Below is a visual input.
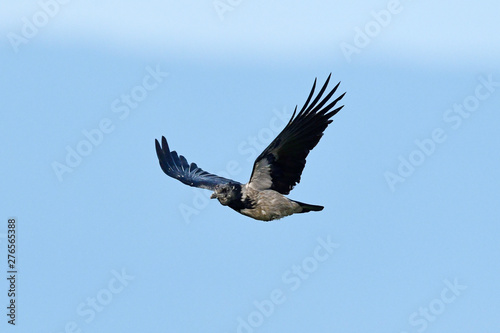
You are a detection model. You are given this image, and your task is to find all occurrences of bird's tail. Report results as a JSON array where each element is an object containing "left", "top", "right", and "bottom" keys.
[{"left": 292, "top": 200, "right": 324, "bottom": 213}]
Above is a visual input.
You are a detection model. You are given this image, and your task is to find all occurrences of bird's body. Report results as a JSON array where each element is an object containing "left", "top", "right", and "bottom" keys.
[
  {"left": 155, "top": 74, "right": 345, "bottom": 221},
  {"left": 239, "top": 190, "right": 302, "bottom": 222},
  {"left": 213, "top": 183, "right": 322, "bottom": 221}
]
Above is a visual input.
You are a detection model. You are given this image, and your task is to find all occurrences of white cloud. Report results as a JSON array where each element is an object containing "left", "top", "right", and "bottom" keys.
[{"left": 2, "top": 0, "right": 499, "bottom": 66}]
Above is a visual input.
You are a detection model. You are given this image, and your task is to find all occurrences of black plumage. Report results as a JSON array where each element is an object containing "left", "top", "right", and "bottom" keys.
[
  {"left": 155, "top": 74, "right": 345, "bottom": 221},
  {"left": 155, "top": 137, "right": 238, "bottom": 190}
]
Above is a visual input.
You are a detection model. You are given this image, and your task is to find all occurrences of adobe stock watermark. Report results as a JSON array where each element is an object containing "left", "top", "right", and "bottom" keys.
[
  {"left": 51, "top": 64, "right": 168, "bottom": 182},
  {"left": 400, "top": 278, "right": 467, "bottom": 333},
  {"left": 235, "top": 236, "right": 340, "bottom": 333},
  {"left": 178, "top": 106, "right": 293, "bottom": 224},
  {"left": 55, "top": 268, "right": 134, "bottom": 333},
  {"left": 55, "top": 268, "right": 135, "bottom": 333},
  {"left": 6, "top": 0, "right": 72, "bottom": 53},
  {"left": 385, "top": 74, "right": 499, "bottom": 192},
  {"left": 213, "top": 0, "right": 244, "bottom": 21},
  {"left": 340, "top": 0, "right": 405, "bottom": 63}
]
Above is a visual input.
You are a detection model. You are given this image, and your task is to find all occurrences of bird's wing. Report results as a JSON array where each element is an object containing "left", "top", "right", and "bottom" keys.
[
  {"left": 155, "top": 136, "right": 239, "bottom": 190},
  {"left": 248, "top": 74, "right": 345, "bottom": 194}
]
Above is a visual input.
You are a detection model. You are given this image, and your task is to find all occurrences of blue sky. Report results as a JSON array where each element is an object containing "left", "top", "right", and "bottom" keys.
[{"left": 1, "top": 1, "right": 499, "bottom": 332}]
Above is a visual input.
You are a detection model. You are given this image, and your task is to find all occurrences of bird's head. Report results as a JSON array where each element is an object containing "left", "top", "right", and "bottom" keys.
[{"left": 210, "top": 183, "right": 239, "bottom": 205}]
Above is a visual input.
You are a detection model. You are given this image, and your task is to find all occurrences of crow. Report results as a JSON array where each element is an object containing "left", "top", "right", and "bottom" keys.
[{"left": 155, "top": 74, "right": 345, "bottom": 221}]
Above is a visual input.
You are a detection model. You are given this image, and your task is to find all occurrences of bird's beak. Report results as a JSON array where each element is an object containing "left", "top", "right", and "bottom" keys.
[{"left": 210, "top": 193, "right": 217, "bottom": 199}]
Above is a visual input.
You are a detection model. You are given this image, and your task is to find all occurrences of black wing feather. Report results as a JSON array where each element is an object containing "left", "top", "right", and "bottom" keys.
[
  {"left": 248, "top": 74, "right": 345, "bottom": 194},
  {"left": 155, "top": 136, "right": 238, "bottom": 190}
]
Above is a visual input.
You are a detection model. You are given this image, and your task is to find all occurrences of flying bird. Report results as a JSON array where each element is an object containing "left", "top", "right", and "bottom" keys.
[{"left": 155, "top": 74, "right": 345, "bottom": 221}]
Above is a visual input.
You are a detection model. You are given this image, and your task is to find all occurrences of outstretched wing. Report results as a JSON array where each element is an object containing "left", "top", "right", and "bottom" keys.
[
  {"left": 155, "top": 136, "right": 239, "bottom": 190},
  {"left": 248, "top": 74, "right": 345, "bottom": 194}
]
